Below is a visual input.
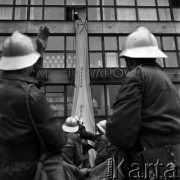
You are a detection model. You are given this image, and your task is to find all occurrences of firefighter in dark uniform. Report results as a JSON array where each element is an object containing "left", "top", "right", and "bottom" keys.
[
  {"left": 0, "top": 31, "right": 67, "bottom": 180},
  {"left": 106, "top": 27, "right": 180, "bottom": 179}
]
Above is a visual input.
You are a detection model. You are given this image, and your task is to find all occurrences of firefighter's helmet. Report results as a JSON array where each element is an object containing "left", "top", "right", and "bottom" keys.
[
  {"left": 62, "top": 116, "right": 79, "bottom": 133},
  {"left": 119, "top": 27, "right": 167, "bottom": 59},
  {"left": 97, "top": 120, "right": 107, "bottom": 134},
  {"left": 0, "top": 31, "right": 40, "bottom": 70}
]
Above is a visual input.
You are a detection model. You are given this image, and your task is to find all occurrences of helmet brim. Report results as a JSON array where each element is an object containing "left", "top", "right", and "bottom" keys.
[
  {"left": 0, "top": 52, "right": 40, "bottom": 70},
  {"left": 97, "top": 124, "right": 106, "bottom": 134},
  {"left": 119, "top": 46, "right": 168, "bottom": 59},
  {"left": 62, "top": 124, "right": 79, "bottom": 133}
]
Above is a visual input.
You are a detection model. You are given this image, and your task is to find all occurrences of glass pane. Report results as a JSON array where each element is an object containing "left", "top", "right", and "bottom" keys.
[
  {"left": 102, "top": 0, "right": 114, "bottom": 5},
  {"left": 173, "top": 9, "right": 180, "bottom": 21},
  {"left": 66, "top": 0, "right": 86, "bottom": 5},
  {"left": 0, "top": 7, "right": 12, "bottom": 19},
  {"left": 46, "top": 90, "right": 64, "bottom": 116},
  {"left": 45, "top": 0, "right": 64, "bottom": 5},
  {"left": 165, "top": 52, "right": 179, "bottom": 67},
  {"left": 159, "top": 8, "right": 171, "bottom": 21},
  {"left": 157, "top": 0, "right": 169, "bottom": 6},
  {"left": 117, "top": 8, "right": 136, "bottom": 20},
  {"left": 89, "top": 36, "right": 102, "bottom": 51},
  {"left": 66, "top": 53, "right": 76, "bottom": 68},
  {"left": 16, "top": 0, "right": 28, "bottom": 5},
  {"left": 30, "top": 7, "right": 42, "bottom": 20},
  {"left": 155, "top": 36, "right": 162, "bottom": 49},
  {"left": 66, "top": 36, "right": 76, "bottom": 50},
  {"left": 67, "top": 86, "right": 74, "bottom": 116},
  {"left": 15, "top": 7, "right": 27, "bottom": 20},
  {"left": 47, "top": 36, "right": 64, "bottom": 50},
  {"left": 88, "top": 0, "right": 100, "bottom": 5},
  {"left": 138, "top": 8, "right": 157, "bottom": 21},
  {"left": 0, "top": 36, "right": 8, "bottom": 51},
  {"left": 119, "top": 36, "right": 126, "bottom": 50},
  {"left": 91, "top": 85, "right": 105, "bottom": 116},
  {"left": 105, "top": 53, "right": 118, "bottom": 67},
  {"left": 44, "top": 7, "right": 64, "bottom": 20},
  {"left": 30, "top": 0, "right": 43, "bottom": 5},
  {"left": 106, "top": 85, "right": 121, "bottom": 115},
  {"left": 120, "top": 57, "right": 126, "bottom": 67},
  {"left": 162, "top": 37, "right": 176, "bottom": 50},
  {"left": 103, "top": 8, "right": 115, "bottom": 21},
  {"left": 0, "top": 0, "right": 13, "bottom": 4},
  {"left": 104, "top": 37, "right": 117, "bottom": 50},
  {"left": 177, "top": 37, "right": 180, "bottom": 50},
  {"left": 116, "top": 0, "right": 135, "bottom": 6},
  {"left": 88, "top": 8, "right": 101, "bottom": 21},
  {"left": 44, "top": 53, "right": 65, "bottom": 68},
  {"left": 90, "top": 53, "right": 103, "bottom": 68},
  {"left": 137, "top": 0, "right": 156, "bottom": 6}
]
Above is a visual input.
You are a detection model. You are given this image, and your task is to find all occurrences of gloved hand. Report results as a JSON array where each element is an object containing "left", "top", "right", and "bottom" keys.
[{"left": 36, "top": 26, "right": 50, "bottom": 53}]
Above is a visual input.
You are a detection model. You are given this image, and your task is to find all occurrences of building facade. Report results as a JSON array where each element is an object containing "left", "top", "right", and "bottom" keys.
[{"left": 0, "top": 0, "right": 180, "bottom": 125}]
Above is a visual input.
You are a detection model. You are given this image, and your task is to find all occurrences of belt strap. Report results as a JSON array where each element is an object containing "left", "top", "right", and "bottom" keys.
[{"left": 0, "top": 143, "right": 39, "bottom": 162}]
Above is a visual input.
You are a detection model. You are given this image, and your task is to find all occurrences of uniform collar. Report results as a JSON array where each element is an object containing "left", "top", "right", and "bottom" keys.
[{"left": 0, "top": 71, "right": 38, "bottom": 84}]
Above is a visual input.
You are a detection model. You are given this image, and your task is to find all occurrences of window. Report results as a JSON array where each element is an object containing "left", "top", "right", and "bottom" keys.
[
  {"left": 106, "top": 85, "right": 121, "bottom": 115},
  {"left": 66, "top": 0, "right": 86, "bottom": 5},
  {"left": 46, "top": 86, "right": 65, "bottom": 116},
  {"left": 44, "top": 7, "right": 64, "bottom": 20},
  {"left": 138, "top": 8, "right": 157, "bottom": 21},
  {"left": 0, "top": 7, "right": 12, "bottom": 19},
  {"left": 102, "top": 0, "right": 114, "bottom": 6},
  {"left": 88, "top": 0, "right": 100, "bottom": 5},
  {"left": 162, "top": 36, "right": 179, "bottom": 67},
  {"left": 66, "top": 53, "right": 76, "bottom": 68},
  {"left": 30, "top": 7, "right": 42, "bottom": 20},
  {"left": 117, "top": 8, "right": 136, "bottom": 20},
  {"left": 116, "top": 0, "right": 135, "bottom": 6},
  {"left": 105, "top": 53, "right": 118, "bottom": 68},
  {"left": 45, "top": 0, "right": 64, "bottom": 5},
  {"left": 104, "top": 37, "right": 117, "bottom": 50},
  {"left": 103, "top": 7, "right": 115, "bottom": 21},
  {"left": 67, "top": 86, "right": 74, "bottom": 116},
  {"left": 157, "top": 0, "right": 169, "bottom": 6},
  {"left": 137, "top": 0, "right": 156, "bottom": 6},
  {"left": 0, "top": 0, "right": 13, "bottom": 4},
  {"left": 44, "top": 53, "right": 65, "bottom": 68},
  {"left": 91, "top": 85, "right": 105, "bottom": 116},
  {"left": 158, "top": 8, "right": 171, "bottom": 21},
  {"left": 88, "top": 7, "right": 101, "bottom": 21},
  {"left": 47, "top": 36, "right": 65, "bottom": 51},
  {"left": 89, "top": 53, "right": 103, "bottom": 68},
  {"left": 15, "top": 7, "right": 28, "bottom": 20},
  {"left": 171, "top": 0, "right": 180, "bottom": 21},
  {"left": 89, "top": 37, "right": 102, "bottom": 51}
]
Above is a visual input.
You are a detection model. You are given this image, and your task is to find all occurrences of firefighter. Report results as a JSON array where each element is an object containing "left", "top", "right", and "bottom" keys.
[
  {"left": 62, "top": 116, "right": 84, "bottom": 167},
  {"left": 0, "top": 31, "right": 67, "bottom": 180},
  {"left": 106, "top": 27, "right": 180, "bottom": 179}
]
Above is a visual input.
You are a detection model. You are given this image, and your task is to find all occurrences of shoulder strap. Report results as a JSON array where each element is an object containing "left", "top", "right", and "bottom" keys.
[{"left": 26, "top": 84, "right": 47, "bottom": 152}]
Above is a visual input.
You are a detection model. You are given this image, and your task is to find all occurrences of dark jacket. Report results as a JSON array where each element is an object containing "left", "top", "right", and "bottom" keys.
[
  {"left": 94, "top": 134, "right": 110, "bottom": 166},
  {"left": 0, "top": 72, "right": 67, "bottom": 180},
  {"left": 106, "top": 63, "right": 180, "bottom": 151},
  {"left": 62, "top": 132, "right": 83, "bottom": 167}
]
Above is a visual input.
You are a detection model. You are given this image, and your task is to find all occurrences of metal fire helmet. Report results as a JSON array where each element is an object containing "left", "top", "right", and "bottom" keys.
[
  {"left": 0, "top": 31, "right": 40, "bottom": 70},
  {"left": 62, "top": 116, "right": 79, "bottom": 133},
  {"left": 119, "top": 26, "right": 168, "bottom": 59},
  {"left": 97, "top": 120, "right": 107, "bottom": 134}
]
